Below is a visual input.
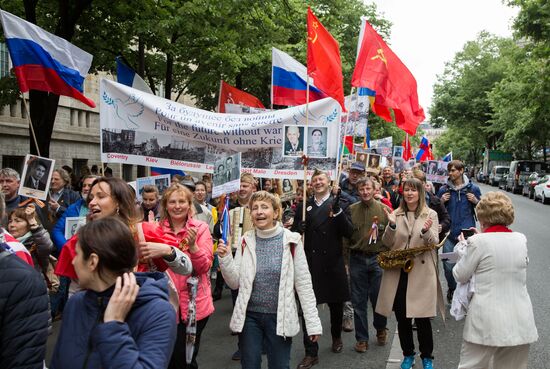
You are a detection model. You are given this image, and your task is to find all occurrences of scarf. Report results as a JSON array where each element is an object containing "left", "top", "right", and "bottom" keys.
[{"left": 483, "top": 225, "right": 512, "bottom": 233}]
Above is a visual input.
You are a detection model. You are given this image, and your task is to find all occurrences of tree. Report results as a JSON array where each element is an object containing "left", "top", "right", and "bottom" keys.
[
  {"left": 1, "top": 0, "right": 391, "bottom": 156},
  {"left": 430, "top": 32, "right": 515, "bottom": 164}
]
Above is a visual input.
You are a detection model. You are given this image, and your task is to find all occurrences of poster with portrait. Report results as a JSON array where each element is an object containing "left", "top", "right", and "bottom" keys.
[
  {"left": 406, "top": 159, "right": 416, "bottom": 170},
  {"left": 282, "top": 125, "right": 305, "bottom": 158},
  {"left": 280, "top": 179, "right": 298, "bottom": 202},
  {"left": 355, "top": 152, "right": 368, "bottom": 166},
  {"left": 18, "top": 154, "right": 55, "bottom": 201},
  {"left": 367, "top": 154, "right": 381, "bottom": 171},
  {"left": 426, "top": 161, "right": 449, "bottom": 184},
  {"left": 64, "top": 216, "right": 86, "bottom": 240},
  {"left": 393, "top": 146, "right": 404, "bottom": 158},
  {"left": 427, "top": 160, "right": 439, "bottom": 175},
  {"left": 136, "top": 174, "right": 171, "bottom": 201},
  {"left": 306, "top": 126, "right": 328, "bottom": 158},
  {"left": 212, "top": 152, "right": 241, "bottom": 198},
  {"left": 393, "top": 157, "right": 405, "bottom": 174}
]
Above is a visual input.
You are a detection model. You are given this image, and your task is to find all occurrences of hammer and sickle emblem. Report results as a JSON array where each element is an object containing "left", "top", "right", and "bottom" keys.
[
  {"left": 371, "top": 48, "right": 387, "bottom": 66},
  {"left": 308, "top": 21, "right": 318, "bottom": 43}
]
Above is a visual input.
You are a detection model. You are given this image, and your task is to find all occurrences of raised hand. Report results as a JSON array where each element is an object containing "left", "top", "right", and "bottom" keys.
[
  {"left": 383, "top": 206, "right": 396, "bottom": 227},
  {"left": 422, "top": 217, "right": 433, "bottom": 233},
  {"left": 187, "top": 227, "right": 198, "bottom": 253},
  {"left": 217, "top": 239, "right": 230, "bottom": 258},
  {"left": 104, "top": 273, "right": 139, "bottom": 323}
]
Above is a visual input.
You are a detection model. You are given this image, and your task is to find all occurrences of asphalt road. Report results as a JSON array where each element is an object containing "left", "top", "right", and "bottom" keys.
[{"left": 46, "top": 182, "right": 549, "bottom": 368}]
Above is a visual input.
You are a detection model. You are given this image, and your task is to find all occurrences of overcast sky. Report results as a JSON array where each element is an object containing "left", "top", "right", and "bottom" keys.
[{"left": 368, "top": 0, "right": 519, "bottom": 121}]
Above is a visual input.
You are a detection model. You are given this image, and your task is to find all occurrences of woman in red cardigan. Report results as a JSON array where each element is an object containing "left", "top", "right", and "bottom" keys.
[{"left": 55, "top": 177, "right": 191, "bottom": 289}]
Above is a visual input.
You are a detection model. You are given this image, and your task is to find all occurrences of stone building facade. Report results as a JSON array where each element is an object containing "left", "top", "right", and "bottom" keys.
[{"left": 0, "top": 48, "right": 197, "bottom": 181}]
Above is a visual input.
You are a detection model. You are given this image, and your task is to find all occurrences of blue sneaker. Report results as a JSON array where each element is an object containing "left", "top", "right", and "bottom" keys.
[
  {"left": 422, "top": 358, "right": 433, "bottom": 369},
  {"left": 401, "top": 355, "right": 415, "bottom": 369}
]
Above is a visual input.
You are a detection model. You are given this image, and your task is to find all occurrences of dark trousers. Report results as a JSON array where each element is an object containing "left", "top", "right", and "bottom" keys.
[
  {"left": 393, "top": 270, "right": 433, "bottom": 360},
  {"left": 350, "top": 253, "right": 387, "bottom": 341},
  {"left": 302, "top": 302, "right": 343, "bottom": 357},
  {"left": 168, "top": 316, "right": 209, "bottom": 369},
  {"left": 240, "top": 311, "right": 292, "bottom": 369}
]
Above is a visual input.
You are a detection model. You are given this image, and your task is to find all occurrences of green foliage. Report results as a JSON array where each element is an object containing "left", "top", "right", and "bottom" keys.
[{"left": 0, "top": 73, "right": 19, "bottom": 106}]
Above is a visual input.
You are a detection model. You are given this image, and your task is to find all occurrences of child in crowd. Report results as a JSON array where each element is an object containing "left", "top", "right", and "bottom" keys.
[
  {"left": 8, "top": 204, "right": 55, "bottom": 277},
  {"left": 140, "top": 185, "right": 160, "bottom": 222}
]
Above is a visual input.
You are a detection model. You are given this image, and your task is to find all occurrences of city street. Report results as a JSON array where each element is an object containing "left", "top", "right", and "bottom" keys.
[{"left": 46, "top": 183, "right": 549, "bottom": 369}]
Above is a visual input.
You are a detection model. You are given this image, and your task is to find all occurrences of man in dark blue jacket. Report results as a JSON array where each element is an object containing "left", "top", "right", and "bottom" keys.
[
  {"left": 0, "top": 192, "right": 50, "bottom": 369},
  {"left": 437, "top": 160, "right": 481, "bottom": 303},
  {"left": 51, "top": 175, "right": 98, "bottom": 251}
]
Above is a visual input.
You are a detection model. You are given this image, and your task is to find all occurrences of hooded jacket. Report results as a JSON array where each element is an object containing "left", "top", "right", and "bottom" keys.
[
  {"left": 50, "top": 272, "right": 177, "bottom": 369},
  {"left": 437, "top": 175, "right": 481, "bottom": 242},
  {"left": 0, "top": 244, "right": 49, "bottom": 369}
]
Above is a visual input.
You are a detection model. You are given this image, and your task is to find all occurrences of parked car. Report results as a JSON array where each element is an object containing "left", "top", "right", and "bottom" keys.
[
  {"left": 534, "top": 176, "right": 550, "bottom": 204},
  {"left": 522, "top": 172, "right": 545, "bottom": 199},
  {"left": 506, "top": 160, "right": 550, "bottom": 194},
  {"left": 476, "top": 171, "right": 487, "bottom": 183},
  {"left": 498, "top": 173, "right": 508, "bottom": 190},
  {"left": 489, "top": 166, "right": 509, "bottom": 187}
]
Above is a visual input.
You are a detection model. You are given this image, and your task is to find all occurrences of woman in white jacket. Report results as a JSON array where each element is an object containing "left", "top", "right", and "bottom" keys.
[
  {"left": 453, "top": 191, "right": 538, "bottom": 369},
  {"left": 218, "top": 191, "right": 322, "bottom": 369}
]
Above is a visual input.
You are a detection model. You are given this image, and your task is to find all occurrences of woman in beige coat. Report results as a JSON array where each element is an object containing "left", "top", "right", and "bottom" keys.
[
  {"left": 454, "top": 192, "right": 537, "bottom": 369},
  {"left": 377, "top": 178, "right": 439, "bottom": 369}
]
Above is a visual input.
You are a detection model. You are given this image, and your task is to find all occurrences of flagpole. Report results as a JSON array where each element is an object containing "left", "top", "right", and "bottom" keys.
[
  {"left": 335, "top": 86, "right": 355, "bottom": 188},
  {"left": 20, "top": 92, "right": 41, "bottom": 157},
  {"left": 217, "top": 80, "right": 223, "bottom": 113},
  {"left": 302, "top": 76, "right": 310, "bottom": 240}
]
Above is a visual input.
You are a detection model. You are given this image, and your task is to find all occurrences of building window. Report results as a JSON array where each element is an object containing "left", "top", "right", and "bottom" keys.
[
  {"left": 2, "top": 155, "right": 25, "bottom": 175},
  {"left": 137, "top": 165, "right": 148, "bottom": 178},
  {"left": 122, "top": 164, "right": 133, "bottom": 182},
  {"left": 0, "top": 43, "right": 10, "bottom": 78},
  {"left": 85, "top": 111, "right": 90, "bottom": 128},
  {"left": 72, "top": 159, "right": 89, "bottom": 178}
]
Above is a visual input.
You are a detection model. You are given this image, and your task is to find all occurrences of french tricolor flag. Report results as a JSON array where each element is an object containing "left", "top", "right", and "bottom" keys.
[
  {"left": 271, "top": 47, "right": 326, "bottom": 106},
  {"left": 0, "top": 10, "right": 95, "bottom": 107}
]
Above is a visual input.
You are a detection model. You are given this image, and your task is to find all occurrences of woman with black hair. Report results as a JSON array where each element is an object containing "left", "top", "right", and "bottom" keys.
[{"left": 50, "top": 217, "right": 177, "bottom": 368}]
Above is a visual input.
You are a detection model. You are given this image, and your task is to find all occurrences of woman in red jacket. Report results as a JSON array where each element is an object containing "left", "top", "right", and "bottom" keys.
[
  {"left": 56, "top": 177, "right": 192, "bottom": 290},
  {"left": 159, "top": 183, "right": 214, "bottom": 369}
]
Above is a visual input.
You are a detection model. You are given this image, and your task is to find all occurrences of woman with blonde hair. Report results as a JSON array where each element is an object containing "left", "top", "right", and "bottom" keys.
[
  {"left": 454, "top": 191, "right": 537, "bottom": 369},
  {"left": 55, "top": 177, "right": 192, "bottom": 292},
  {"left": 218, "top": 191, "right": 321, "bottom": 369},
  {"left": 159, "top": 183, "right": 214, "bottom": 369},
  {"left": 377, "top": 178, "right": 440, "bottom": 369}
]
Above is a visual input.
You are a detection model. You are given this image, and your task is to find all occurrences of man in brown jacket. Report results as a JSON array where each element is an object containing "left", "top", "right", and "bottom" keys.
[{"left": 345, "top": 177, "right": 391, "bottom": 352}]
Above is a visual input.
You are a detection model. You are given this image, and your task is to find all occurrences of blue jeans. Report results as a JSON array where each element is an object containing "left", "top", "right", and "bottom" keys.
[
  {"left": 240, "top": 311, "right": 292, "bottom": 369},
  {"left": 350, "top": 253, "right": 387, "bottom": 342},
  {"left": 442, "top": 239, "right": 457, "bottom": 291}
]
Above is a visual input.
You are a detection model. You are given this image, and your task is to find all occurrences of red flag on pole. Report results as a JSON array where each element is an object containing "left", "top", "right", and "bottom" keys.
[
  {"left": 217, "top": 80, "right": 265, "bottom": 113},
  {"left": 306, "top": 7, "right": 346, "bottom": 112},
  {"left": 351, "top": 20, "right": 425, "bottom": 135},
  {"left": 402, "top": 136, "right": 413, "bottom": 161}
]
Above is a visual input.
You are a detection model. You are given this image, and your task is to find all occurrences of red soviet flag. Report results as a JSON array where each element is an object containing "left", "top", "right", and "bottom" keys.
[
  {"left": 217, "top": 80, "right": 265, "bottom": 113},
  {"left": 352, "top": 20, "right": 425, "bottom": 135},
  {"left": 306, "top": 7, "right": 346, "bottom": 112}
]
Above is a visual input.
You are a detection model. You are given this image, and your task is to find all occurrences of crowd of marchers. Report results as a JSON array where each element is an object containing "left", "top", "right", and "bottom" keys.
[{"left": 0, "top": 158, "right": 538, "bottom": 369}]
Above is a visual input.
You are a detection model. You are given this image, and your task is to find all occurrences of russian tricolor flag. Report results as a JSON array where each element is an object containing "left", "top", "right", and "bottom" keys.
[
  {"left": 0, "top": 10, "right": 95, "bottom": 107},
  {"left": 271, "top": 47, "right": 326, "bottom": 106}
]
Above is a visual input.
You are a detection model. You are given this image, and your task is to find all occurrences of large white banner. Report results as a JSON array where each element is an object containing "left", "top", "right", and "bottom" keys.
[{"left": 100, "top": 80, "right": 341, "bottom": 179}]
